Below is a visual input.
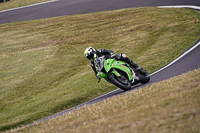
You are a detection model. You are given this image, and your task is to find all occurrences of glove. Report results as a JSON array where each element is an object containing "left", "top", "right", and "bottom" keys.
[
  {"left": 96, "top": 75, "right": 101, "bottom": 83},
  {"left": 97, "top": 76, "right": 101, "bottom": 83},
  {"left": 98, "top": 78, "right": 101, "bottom": 83}
]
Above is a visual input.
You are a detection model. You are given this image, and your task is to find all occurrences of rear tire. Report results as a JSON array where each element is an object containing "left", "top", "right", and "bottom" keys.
[
  {"left": 134, "top": 68, "right": 150, "bottom": 84},
  {"left": 138, "top": 74, "right": 150, "bottom": 84},
  {"left": 108, "top": 73, "right": 131, "bottom": 91}
]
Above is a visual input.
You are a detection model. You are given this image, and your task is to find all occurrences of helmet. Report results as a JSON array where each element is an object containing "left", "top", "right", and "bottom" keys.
[{"left": 84, "top": 47, "right": 97, "bottom": 60}]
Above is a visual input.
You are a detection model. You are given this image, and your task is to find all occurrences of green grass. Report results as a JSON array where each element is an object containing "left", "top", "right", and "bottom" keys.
[
  {"left": 0, "top": 0, "right": 51, "bottom": 11},
  {"left": 0, "top": 7, "right": 200, "bottom": 131},
  {"left": 10, "top": 68, "right": 200, "bottom": 133}
]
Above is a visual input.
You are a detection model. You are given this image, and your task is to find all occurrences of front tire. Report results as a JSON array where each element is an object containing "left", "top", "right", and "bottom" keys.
[{"left": 108, "top": 73, "right": 131, "bottom": 91}]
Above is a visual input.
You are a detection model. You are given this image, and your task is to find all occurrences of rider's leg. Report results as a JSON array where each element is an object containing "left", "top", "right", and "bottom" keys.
[
  {"left": 113, "top": 53, "right": 138, "bottom": 68},
  {"left": 114, "top": 53, "right": 147, "bottom": 75}
]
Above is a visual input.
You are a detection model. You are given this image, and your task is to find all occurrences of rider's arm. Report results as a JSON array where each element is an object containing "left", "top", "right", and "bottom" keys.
[
  {"left": 96, "top": 48, "right": 114, "bottom": 56},
  {"left": 90, "top": 60, "right": 98, "bottom": 77},
  {"left": 91, "top": 60, "right": 101, "bottom": 82}
]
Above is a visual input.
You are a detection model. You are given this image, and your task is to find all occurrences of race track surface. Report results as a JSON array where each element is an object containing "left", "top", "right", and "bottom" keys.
[{"left": 0, "top": 0, "right": 200, "bottom": 24}]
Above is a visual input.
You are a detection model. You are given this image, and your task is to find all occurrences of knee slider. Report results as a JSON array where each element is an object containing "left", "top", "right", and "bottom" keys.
[{"left": 121, "top": 53, "right": 127, "bottom": 58}]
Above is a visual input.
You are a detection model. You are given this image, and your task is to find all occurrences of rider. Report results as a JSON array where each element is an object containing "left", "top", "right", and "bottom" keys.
[{"left": 84, "top": 47, "right": 146, "bottom": 80}]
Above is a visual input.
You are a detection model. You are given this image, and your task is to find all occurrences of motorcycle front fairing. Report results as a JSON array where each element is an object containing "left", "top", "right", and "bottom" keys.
[{"left": 104, "top": 59, "right": 135, "bottom": 82}]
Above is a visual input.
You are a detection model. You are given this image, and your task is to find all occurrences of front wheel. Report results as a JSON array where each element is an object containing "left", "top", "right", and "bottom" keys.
[{"left": 108, "top": 73, "right": 131, "bottom": 91}]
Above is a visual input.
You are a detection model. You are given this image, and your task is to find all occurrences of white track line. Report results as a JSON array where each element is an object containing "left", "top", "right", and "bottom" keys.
[
  {"left": 150, "top": 40, "right": 200, "bottom": 76},
  {"left": 158, "top": 5, "right": 200, "bottom": 10},
  {"left": 0, "top": 0, "right": 59, "bottom": 13},
  {"left": 151, "top": 5, "right": 200, "bottom": 75}
]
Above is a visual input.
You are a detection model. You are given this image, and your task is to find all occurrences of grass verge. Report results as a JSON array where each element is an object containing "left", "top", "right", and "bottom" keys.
[
  {"left": 0, "top": 0, "right": 51, "bottom": 11},
  {"left": 10, "top": 68, "right": 200, "bottom": 133},
  {"left": 0, "top": 7, "right": 200, "bottom": 131}
]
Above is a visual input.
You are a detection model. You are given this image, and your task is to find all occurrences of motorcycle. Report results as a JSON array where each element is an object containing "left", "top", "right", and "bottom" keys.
[{"left": 95, "top": 55, "right": 150, "bottom": 90}]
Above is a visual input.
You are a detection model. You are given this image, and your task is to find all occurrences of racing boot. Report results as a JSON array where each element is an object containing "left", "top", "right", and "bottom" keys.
[
  {"left": 125, "top": 57, "right": 147, "bottom": 76},
  {"left": 135, "top": 66, "right": 147, "bottom": 76},
  {"left": 122, "top": 55, "right": 138, "bottom": 69}
]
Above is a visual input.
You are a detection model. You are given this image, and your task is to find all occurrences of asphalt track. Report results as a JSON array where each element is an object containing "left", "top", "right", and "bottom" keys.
[
  {"left": 0, "top": 0, "right": 200, "bottom": 24},
  {"left": 1, "top": 0, "right": 200, "bottom": 128}
]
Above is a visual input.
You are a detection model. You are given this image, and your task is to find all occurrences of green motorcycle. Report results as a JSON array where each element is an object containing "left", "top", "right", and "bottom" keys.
[{"left": 95, "top": 56, "right": 150, "bottom": 90}]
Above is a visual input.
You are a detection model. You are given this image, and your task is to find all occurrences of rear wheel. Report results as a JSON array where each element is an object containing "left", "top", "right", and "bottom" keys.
[
  {"left": 108, "top": 73, "right": 131, "bottom": 91},
  {"left": 134, "top": 68, "right": 150, "bottom": 84},
  {"left": 138, "top": 74, "right": 150, "bottom": 84}
]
